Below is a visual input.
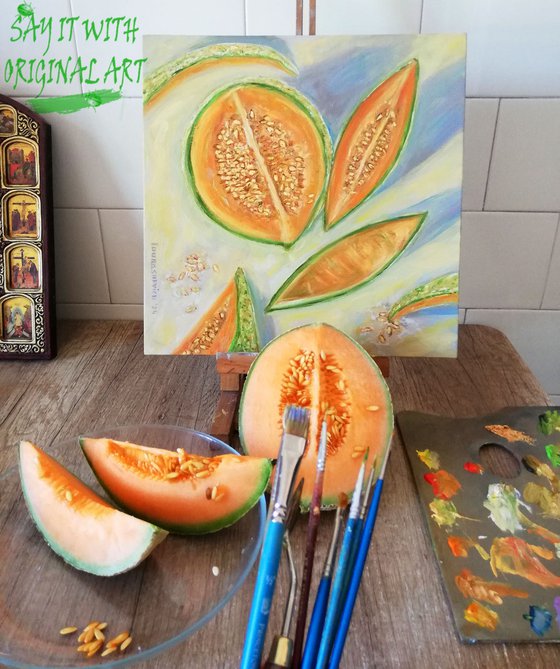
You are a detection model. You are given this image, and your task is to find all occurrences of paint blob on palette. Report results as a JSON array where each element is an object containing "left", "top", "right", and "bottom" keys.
[{"left": 398, "top": 406, "right": 560, "bottom": 643}]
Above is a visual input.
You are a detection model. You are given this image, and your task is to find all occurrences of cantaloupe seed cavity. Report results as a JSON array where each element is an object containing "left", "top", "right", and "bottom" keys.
[
  {"left": 107, "top": 441, "right": 219, "bottom": 484},
  {"left": 214, "top": 102, "right": 308, "bottom": 222},
  {"left": 344, "top": 109, "right": 398, "bottom": 193},
  {"left": 183, "top": 298, "right": 231, "bottom": 355},
  {"left": 278, "top": 348, "right": 352, "bottom": 457}
]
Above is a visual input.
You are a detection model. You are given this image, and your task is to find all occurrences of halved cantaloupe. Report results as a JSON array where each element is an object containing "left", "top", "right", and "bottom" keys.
[
  {"left": 19, "top": 441, "right": 167, "bottom": 576},
  {"left": 81, "top": 439, "right": 271, "bottom": 535},
  {"left": 186, "top": 79, "right": 331, "bottom": 247},
  {"left": 239, "top": 324, "right": 393, "bottom": 509}
]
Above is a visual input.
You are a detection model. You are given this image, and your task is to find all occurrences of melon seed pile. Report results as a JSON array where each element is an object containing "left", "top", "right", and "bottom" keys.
[
  {"left": 279, "top": 348, "right": 379, "bottom": 458},
  {"left": 214, "top": 103, "right": 308, "bottom": 218},
  {"left": 59, "top": 620, "right": 132, "bottom": 658}
]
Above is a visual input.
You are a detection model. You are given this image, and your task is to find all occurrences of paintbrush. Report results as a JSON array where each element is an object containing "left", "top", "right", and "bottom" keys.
[
  {"left": 327, "top": 446, "right": 392, "bottom": 669},
  {"left": 291, "top": 420, "right": 327, "bottom": 668},
  {"left": 239, "top": 405, "right": 309, "bottom": 669},
  {"left": 301, "top": 493, "right": 347, "bottom": 669},
  {"left": 263, "top": 478, "right": 303, "bottom": 669},
  {"left": 314, "top": 461, "right": 366, "bottom": 669}
]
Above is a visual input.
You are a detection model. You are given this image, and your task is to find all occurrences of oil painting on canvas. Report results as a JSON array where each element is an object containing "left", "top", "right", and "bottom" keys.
[{"left": 143, "top": 35, "right": 465, "bottom": 356}]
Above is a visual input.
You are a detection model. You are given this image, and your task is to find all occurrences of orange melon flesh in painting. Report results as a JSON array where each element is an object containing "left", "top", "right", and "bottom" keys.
[
  {"left": 19, "top": 441, "right": 168, "bottom": 576},
  {"left": 239, "top": 324, "right": 393, "bottom": 509},
  {"left": 266, "top": 214, "right": 425, "bottom": 311},
  {"left": 173, "top": 267, "right": 259, "bottom": 354},
  {"left": 325, "top": 60, "right": 418, "bottom": 228},
  {"left": 390, "top": 293, "right": 458, "bottom": 322},
  {"left": 187, "top": 81, "right": 329, "bottom": 247},
  {"left": 81, "top": 438, "right": 272, "bottom": 534}
]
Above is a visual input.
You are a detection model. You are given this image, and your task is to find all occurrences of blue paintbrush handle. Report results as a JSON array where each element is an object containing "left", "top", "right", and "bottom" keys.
[
  {"left": 315, "top": 516, "right": 360, "bottom": 669},
  {"left": 301, "top": 575, "right": 331, "bottom": 669},
  {"left": 240, "top": 521, "right": 285, "bottom": 669},
  {"left": 328, "top": 478, "right": 385, "bottom": 669}
]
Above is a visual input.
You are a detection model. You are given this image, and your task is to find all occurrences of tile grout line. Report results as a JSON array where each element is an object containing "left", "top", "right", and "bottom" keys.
[
  {"left": 539, "top": 212, "right": 560, "bottom": 309},
  {"left": 419, "top": 0, "right": 425, "bottom": 33},
  {"left": 243, "top": 0, "right": 248, "bottom": 36},
  {"left": 481, "top": 98, "right": 501, "bottom": 211},
  {"left": 95, "top": 208, "right": 113, "bottom": 304}
]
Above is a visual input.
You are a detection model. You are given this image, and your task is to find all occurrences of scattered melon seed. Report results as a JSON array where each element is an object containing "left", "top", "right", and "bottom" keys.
[
  {"left": 84, "top": 621, "right": 100, "bottom": 632},
  {"left": 84, "top": 629, "right": 95, "bottom": 643},
  {"left": 59, "top": 626, "right": 77, "bottom": 635},
  {"left": 94, "top": 628, "right": 105, "bottom": 641},
  {"left": 65, "top": 490, "right": 73, "bottom": 502},
  {"left": 101, "top": 647, "right": 117, "bottom": 657},
  {"left": 367, "top": 405, "right": 379, "bottom": 411},
  {"left": 213, "top": 264, "right": 220, "bottom": 272},
  {"left": 165, "top": 471, "right": 180, "bottom": 479},
  {"left": 107, "top": 632, "right": 130, "bottom": 648},
  {"left": 120, "top": 636, "right": 133, "bottom": 652},
  {"left": 96, "top": 622, "right": 108, "bottom": 630}
]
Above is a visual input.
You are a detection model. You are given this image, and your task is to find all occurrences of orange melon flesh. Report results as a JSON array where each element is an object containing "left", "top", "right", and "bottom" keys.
[
  {"left": 267, "top": 214, "right": 425, "bottom": 311},
  {"left": 188, "top": 81, "right": 328, "bottom": 246},
  {"left": 19, "top": 441, "right": 167, "bottom": 576},
  {"left": 239, "top": 324, "right": 393, "bottom": 509},
  {"left": 81, "top": 439, "right": 272, "bottom": 534},
  {"left": 326, "top": 60, "right": 418, "bottom": 228}
]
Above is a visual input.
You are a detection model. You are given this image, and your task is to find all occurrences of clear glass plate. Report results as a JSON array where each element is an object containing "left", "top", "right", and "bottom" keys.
[{"left": 0, "top": 425, "right": 266, "bottom": 668}]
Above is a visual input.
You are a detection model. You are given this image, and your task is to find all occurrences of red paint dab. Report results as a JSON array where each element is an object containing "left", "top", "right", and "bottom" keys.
[
  {"left": 464, "top": 461, "right": 484, "bottom": 474},
  {"left": 423, "top": 470, "right": 461, "bottom": 499}
]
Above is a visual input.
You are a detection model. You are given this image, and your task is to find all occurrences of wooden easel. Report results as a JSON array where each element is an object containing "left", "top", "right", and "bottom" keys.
[{"left": 209, "top": 352, "right": 390, "bottom": 444}]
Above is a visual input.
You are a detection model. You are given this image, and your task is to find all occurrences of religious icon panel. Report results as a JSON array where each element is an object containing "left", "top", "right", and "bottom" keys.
[
  {"left": 3, "top": 191, "right": 40, "bottom": 239},
  {"left": 0, "top": 94, "right": 55, "bottom": 359}
]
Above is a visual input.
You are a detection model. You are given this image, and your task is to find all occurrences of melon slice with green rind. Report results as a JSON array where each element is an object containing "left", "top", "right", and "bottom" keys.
[
  {"left": 387, "top": 272, "right": 459, "bottom": 322},
  {"left": 19, "top": 441, "right": 168, "bottom": 576},
  {"left": 81, "top": 438, "right": 271, "bottom": 535},
  {"left": 144, "top": 43, "right": 298, "bottom": 105},
  {"left": 325, "top": 60, "right": 419, "bottom": 229},
  {"left": 266, "top": 213, "right": 426, "bottom": 311},
  {"left": 174, "top": 267, "right": 259, "bottom": 354}
]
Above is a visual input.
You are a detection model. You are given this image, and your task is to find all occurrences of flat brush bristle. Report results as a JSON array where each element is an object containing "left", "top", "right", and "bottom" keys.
[
  {"left": 283, "top": 404, "right": 309, "bottom": 438},
  {"left": 338, "top": 492, "right": 349, "bottom": 509}
]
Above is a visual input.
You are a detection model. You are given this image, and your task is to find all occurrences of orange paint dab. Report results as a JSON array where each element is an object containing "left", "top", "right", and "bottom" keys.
[
  {"left": 464, "top": 461, "right": 484, "bottom": 474},
  {"left": 423, "top": 469, "right": 461, "bottom": 500},
  {"left": 464, "top": 601, "right": 499, "bottom": 631},
  {"left": 448, "top": 536, "right": 470, "bottom": 557}
]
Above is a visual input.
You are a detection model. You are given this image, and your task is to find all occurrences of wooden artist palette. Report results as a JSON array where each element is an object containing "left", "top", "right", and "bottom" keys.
[{"left": 397, "top": 406, "right": 560, "bottom": 643}]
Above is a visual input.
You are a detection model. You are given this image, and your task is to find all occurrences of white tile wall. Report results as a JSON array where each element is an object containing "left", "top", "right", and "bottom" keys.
[
  {"left": 54, "top": 209, "right": 110, "bottom": 303},
  {"left": 50, "top": 98, "right": 144, "bottom": 209},
  {"left": 459, "top": 212, "right": 558, "bottom": 309},
  {"left": 99, "top": 210, "right": 143, "bottom": 304},
  {"left": 542, "top": 228, "right": 560, "bottom": 309},
  {"left": 550, "top": 395, "right": 560, "bottom": 405},
  {"left": 465, "top": 310, "right": 560, "bottom": 395},
  {"left": 485, "top": 99, "right": 560, "bottom": 212},
  {"left": 422, "top": 0, "right": 560, "bottom": 97},
  {"left": 2, "top": 0, "right": 558, "bottom": 396},
  {"left": 462, "top": 99, "right": 498, "bottom": 211}
]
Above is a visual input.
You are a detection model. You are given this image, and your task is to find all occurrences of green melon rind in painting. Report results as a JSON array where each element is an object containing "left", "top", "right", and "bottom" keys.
[
  {"left": 325, "top": 59, "right": 419, "bottom": 230},
  {"left": 18, "top": 442, "right": 167, "bottom": 576},
  {"left": 80, "top": 439, "right": 272, "bottom": 535},
  {"left": 144, "top": 43, "right": 298, "bottom": 104},
  {"left": 266, "top": 212, "right": 427, "bottom": 312},
  {"left": 185, "top": 78, "right": 332, "bottom": 249},
  {"left": 230, "top": 267, "right": 260, "bottom": 352},
  {"left": 387, "top": 272, "right": 459, "bottom": 322}
]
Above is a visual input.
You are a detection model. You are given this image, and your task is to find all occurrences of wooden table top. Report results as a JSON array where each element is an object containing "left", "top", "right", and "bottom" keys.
[{"left": 0, "top": 322, "right": 555, "bottom": 668}]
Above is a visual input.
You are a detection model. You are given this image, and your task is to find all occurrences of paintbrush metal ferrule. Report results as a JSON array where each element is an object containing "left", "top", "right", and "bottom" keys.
[
  {"left": 324, "top": 505, "right": 344, "bottom": 576},
  {"left": 317, "top": 420, "right": 327, "bottom": 471},
  {"left": 271, "top": 406, "right": 309, "bottom": 523},
  {"left": 359, "top": 465, "right": 377, "bottom": 521}
]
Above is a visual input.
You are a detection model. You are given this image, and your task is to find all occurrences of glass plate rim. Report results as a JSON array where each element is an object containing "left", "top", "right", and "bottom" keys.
[{"left": 0, "top": 424, "right": 266, "bottom": 669}]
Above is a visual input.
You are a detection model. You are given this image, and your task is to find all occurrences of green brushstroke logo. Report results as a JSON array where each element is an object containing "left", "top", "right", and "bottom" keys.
[{"left": 5, "top": 2, "right": 146, "bottom": 113}]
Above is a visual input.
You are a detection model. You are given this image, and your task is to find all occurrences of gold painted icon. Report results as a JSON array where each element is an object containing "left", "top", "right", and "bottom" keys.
[
  {"left": 0, "top": 106, "right": 16, "bottom": 136},
  {"left": 3, "top": 192, "right": 40, "bottom": 239},
  {"left": 0, "top": 294, "right": 33, "bottom": 342},
  {"left": 6, "top": 243, "right": 41, "bottom": 291},
  {"left": 3, "top": 138, "right": 39, "bottom": 187}
]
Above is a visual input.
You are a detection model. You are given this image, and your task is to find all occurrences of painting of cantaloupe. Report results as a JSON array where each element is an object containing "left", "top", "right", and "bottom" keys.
[{"left": 143, "top": 36, "right": 465, "bottom": 356}]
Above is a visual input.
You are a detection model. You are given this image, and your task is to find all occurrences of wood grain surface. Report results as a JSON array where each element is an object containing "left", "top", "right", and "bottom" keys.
[{"left": 0, "top": 323, "right": 554, "bottom": 669}]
